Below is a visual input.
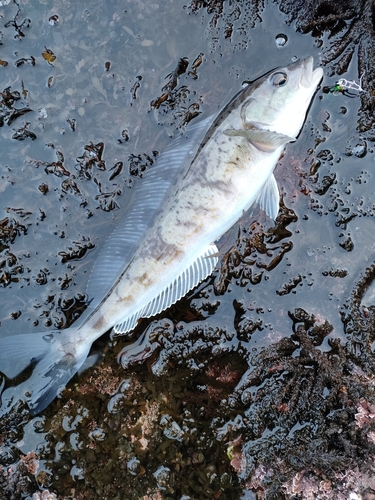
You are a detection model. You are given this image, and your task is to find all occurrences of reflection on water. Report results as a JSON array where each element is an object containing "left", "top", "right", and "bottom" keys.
[{"left": 0, "top": 0, "right": 374, "bottom": 499}]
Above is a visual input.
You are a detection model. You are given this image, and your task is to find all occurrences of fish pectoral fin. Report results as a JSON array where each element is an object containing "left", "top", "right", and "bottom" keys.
[
  {"left": 113, "top": 243, "right": 219, "bottom": 336},
  {"left": 255, "top": 173, "right": 280, "bottom": 220},
  {"left": 223, "top": 128, "right": 295, "bottom": 152}
]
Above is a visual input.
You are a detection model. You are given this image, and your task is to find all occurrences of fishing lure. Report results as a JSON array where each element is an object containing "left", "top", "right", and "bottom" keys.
[{"left": 330, "top": 76, "right": 365, "bottom": 96}]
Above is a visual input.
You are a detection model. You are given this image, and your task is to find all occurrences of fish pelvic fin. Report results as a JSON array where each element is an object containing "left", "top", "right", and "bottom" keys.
[
  {"left": 0, "top": 329, "right": 91, "bottom": 416},
  {"left": 255, "top": 173, "right": 280, "bottom": 220}
]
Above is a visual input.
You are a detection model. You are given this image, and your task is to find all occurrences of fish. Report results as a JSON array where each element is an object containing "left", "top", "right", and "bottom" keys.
[{"left": 0, "top": 56, "right": 323, "bottom": 415}]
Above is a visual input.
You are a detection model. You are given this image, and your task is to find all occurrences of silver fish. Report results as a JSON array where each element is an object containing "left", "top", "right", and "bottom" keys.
[{"left": 0, "top": 56, "right": 323, "bottom": 415}]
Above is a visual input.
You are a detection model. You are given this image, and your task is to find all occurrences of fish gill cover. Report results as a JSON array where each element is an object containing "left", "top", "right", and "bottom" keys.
[{"left": 0, "top": 0, "right": 375, "bottom": 499}]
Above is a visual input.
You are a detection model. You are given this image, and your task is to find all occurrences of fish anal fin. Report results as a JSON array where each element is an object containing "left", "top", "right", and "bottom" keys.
[{"left": 113, "top": 243, "right": 219, "bottom": 335}]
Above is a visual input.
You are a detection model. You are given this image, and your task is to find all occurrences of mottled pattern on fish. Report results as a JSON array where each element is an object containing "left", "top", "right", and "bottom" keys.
[
  {"left": 83, "top": 115, "right": 270, "bottom": 336},
  {"left": 0, "top": 57, "right": 323, "bottom": 415}
]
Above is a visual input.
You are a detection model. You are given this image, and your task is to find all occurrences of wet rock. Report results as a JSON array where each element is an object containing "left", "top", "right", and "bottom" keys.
[{"left": 216, "top": 308, "right": 375, "bottom": 498}]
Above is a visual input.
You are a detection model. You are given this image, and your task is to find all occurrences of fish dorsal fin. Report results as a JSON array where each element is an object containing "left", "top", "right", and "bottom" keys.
[
  {"left": 113, "top": 243, "right": 219, "bottom": 335},
  {"left": 223, "top": 128, "right": 295, "bottom": 152},
  {"left": 255, "top": 173, "right": 280, "bottom": 220},
  {"left": 86, "top": 115, "right": 215, "bottom": 310}
]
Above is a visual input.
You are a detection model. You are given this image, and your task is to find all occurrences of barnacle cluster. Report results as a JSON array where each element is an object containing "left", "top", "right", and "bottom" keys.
[
  {"left": 3, "top": 222, "right": 375, "bottom": 499},
  {"left": 0, "top": 353, "right": 246, "bottom": 499}
]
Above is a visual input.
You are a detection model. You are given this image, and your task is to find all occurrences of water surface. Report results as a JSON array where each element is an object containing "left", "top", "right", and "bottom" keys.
[{"left": 0, "top": 1, "right": 372, "bottom": 499}]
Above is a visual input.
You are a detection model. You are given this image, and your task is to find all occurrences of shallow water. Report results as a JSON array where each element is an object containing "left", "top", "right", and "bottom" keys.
[{"left": 0, "top": 0, "right": 373, "bottom": 499}]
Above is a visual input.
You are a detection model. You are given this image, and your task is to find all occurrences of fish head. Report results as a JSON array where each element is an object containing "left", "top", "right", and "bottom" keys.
[{"left": 241, "top": 56, "right": 323, "bottom": 139}]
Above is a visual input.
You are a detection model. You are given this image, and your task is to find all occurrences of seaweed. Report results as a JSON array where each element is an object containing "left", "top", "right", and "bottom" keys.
[
  {"left": 75, "top": 142, "right": 105, "bottom": 180},
  {"left": 217, "top": 307, "right": 375, "bottom": 498},
  {"left": 149, "top": 56, "right": 204, "bottom": 131},
  {"left": 0, "top": 215, "right": 28, "bottom": 248},
  {"left": 3, "top": 3, "right": 31, "bottom": 40},
  {"left": 277, "top": 0, "right": 375, "bottom": 133},
  {"left": 342, "top": 261, "right": 375, "bottom": 371},
  {"left": 0, "top": 86, "right": 32, "bottom": 127},
  {"left": 216, "top": 200, "right": 297, "bottom": 294},
  {"left": 127, "top": 152, "right": 156, "bottom": 178},
  {"left": 11, "top": 122, "right": 36, "bottom": 141},
  {"left": 189, "top": 0, "right": 375, "bottom": 132}
]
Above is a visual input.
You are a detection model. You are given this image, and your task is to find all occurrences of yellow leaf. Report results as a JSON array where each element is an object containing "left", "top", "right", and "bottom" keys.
[{"left": 42, "top": 47, "right": 56, "bottom": 64}]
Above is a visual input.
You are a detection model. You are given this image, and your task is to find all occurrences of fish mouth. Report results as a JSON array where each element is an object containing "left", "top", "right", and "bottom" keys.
[{"left": 299, "top": 56, "right": 323, "bottom": 89}]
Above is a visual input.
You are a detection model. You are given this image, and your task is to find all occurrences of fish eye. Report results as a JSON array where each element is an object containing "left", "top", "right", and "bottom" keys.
[{"left": 271, "top": 72, "right": 288, "bottom": 87}]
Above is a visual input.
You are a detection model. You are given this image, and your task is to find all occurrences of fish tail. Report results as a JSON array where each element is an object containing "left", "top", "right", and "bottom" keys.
[{"left": 0, "top": 329, "right": 91, "bottom": 416}]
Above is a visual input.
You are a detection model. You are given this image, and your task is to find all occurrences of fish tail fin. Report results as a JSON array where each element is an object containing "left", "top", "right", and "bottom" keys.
[{"left": 0, "top": 329, "right": 91, "bottom": 416}]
